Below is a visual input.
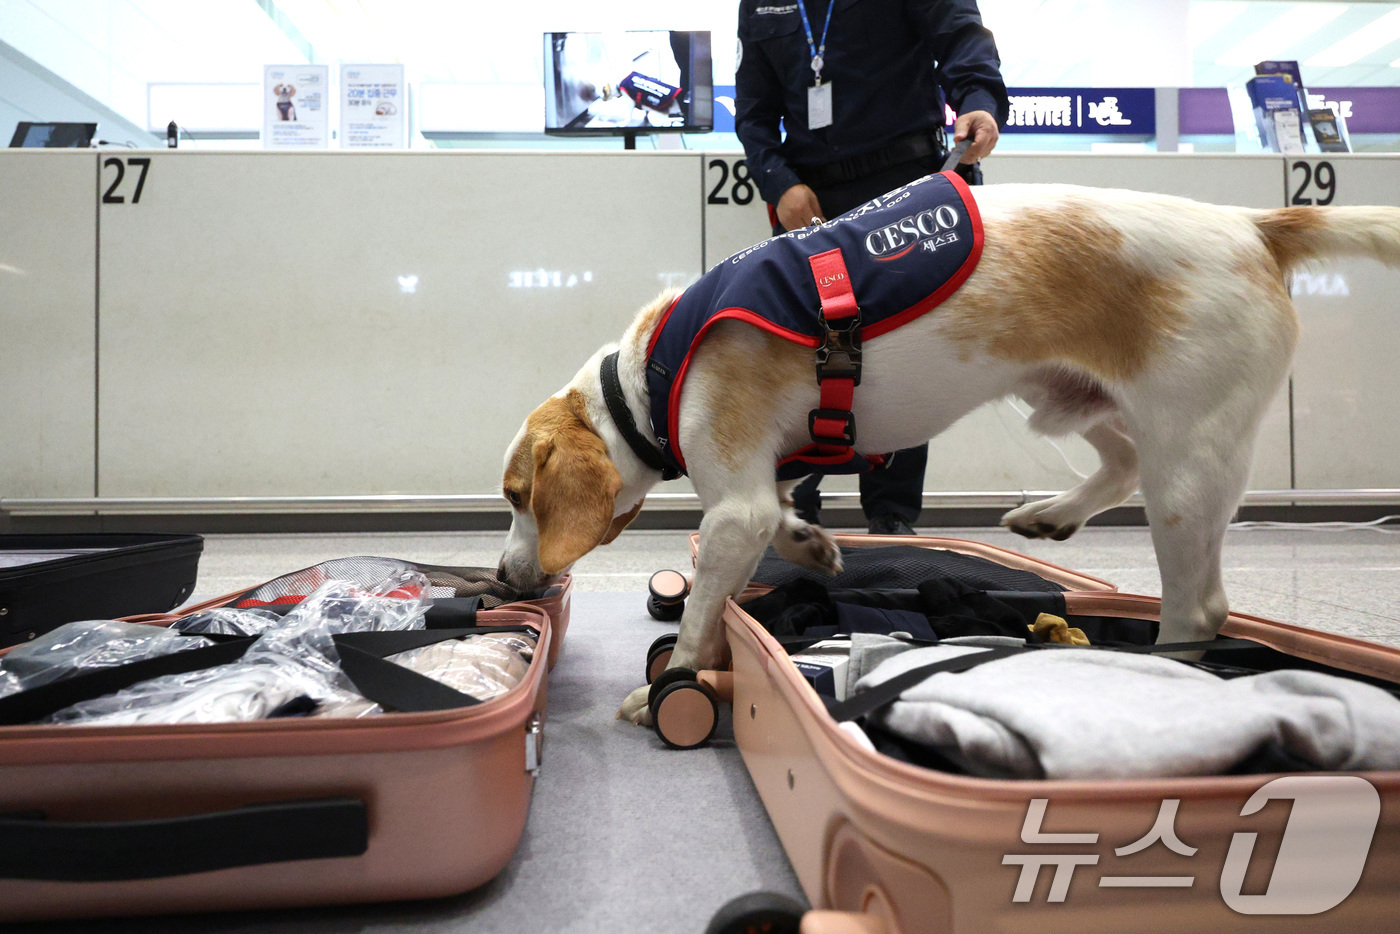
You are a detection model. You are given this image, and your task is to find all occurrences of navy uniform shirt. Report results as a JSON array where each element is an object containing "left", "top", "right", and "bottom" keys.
[{"left": 735, "top": 0, "right": 1010, "bottom": 205}]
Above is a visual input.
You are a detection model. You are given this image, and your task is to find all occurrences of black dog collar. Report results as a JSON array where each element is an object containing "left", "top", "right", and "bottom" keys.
[{"left": 601, "top": 351, "right": 680, "bottom": 480}]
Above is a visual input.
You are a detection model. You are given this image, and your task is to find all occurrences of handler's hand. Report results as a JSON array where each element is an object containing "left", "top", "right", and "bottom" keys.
[
  {"left": 954, "top": 110, "right": 1000, "bottom": 163},
  {"left": 776, "top": 183, "right": 826, "bottom": 232}
]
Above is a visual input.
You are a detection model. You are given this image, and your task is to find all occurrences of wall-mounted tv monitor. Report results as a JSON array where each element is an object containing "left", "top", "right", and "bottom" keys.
[
  {"left": 9, "top": 122, "right": 97, "bottom": 148},
  {"left": 544, "top": 31, "right": 712, "bottom": 135}
]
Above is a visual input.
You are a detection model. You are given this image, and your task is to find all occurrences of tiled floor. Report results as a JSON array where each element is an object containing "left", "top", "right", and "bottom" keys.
[{"left": 194, "top": 524, "right": 1400, "bottom": 648}]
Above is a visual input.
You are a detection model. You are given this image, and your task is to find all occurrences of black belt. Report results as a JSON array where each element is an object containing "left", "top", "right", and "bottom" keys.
[{"left": 795, "top": 128, "right": 946, "bottom": 190}]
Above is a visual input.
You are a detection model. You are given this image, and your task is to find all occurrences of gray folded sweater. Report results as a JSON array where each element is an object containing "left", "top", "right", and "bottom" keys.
[{"left": 854, "top": 643, "right": 1400, "bottom": 780}]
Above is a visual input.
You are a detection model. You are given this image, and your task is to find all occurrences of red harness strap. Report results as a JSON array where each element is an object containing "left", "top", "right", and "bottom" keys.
[{"left": 775, "top": 248, "right": 886, "bottom": 476}]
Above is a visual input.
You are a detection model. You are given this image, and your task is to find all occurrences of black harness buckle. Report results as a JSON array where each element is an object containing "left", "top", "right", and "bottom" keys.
[
  {"left": 815, "top": 316, "right": 862, "bottom": 386},
  {"left": 809, "top": 408, "right": 857, "bottom": 446}
]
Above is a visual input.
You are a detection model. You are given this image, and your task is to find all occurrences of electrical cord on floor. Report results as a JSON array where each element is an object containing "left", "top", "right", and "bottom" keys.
[
  {"left": 1229, "top": 515, "right": 1400, "bottom": 533},
  {"left": 1002, "top": 400, "right": 1399, "bottom": 534}
]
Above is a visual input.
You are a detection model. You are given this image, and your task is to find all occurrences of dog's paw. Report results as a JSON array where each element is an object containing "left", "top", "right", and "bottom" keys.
[
  {"left": 616, "top": 684, "right": 653, "bottom": 726},
  {"left": 1000, "top": 500, "right": 1082, "bottom": 542},
  {"left": 773, "top": 520, "right": 844, "bottom": 576}
]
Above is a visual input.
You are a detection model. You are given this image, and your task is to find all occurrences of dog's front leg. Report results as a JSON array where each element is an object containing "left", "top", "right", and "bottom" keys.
[{"left": 617, "top": 492, "right": 781, "bottom": 725}]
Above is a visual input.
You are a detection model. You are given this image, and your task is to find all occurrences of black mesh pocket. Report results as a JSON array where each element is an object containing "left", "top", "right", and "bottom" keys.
[
  {"left": 231, "top": 557, "right": 540, "bottom": 610},
  {"left": 753, "top": 544, "right": 1066, "bottom": 593}
]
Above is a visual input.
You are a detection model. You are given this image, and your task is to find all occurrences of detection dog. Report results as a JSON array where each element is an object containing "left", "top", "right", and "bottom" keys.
[{"left": 498, "top": 182, "right": 1400, "bottom": 725}]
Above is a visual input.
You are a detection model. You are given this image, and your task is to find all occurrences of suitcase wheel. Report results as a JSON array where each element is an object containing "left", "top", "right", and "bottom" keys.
[
  {"left": 706, "top": 891, "right": 805, "bottom": 934},
  {"left": 645, "top": 633, "right": 679, "bottom": 683},
  {"left": 646, "top": 569, "right": 689, "bottom": 621},
  {"left": 649, "top": 669, "right": 718, "bottom": 750},
  {"left": 648, "top": 665, "right": 699, "bottom": 714}
]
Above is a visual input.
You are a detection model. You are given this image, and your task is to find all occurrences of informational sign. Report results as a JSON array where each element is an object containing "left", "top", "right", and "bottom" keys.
[
  {"left": 263, "top": 65, "right": 329, "bottom": 149},
  {"left": 340, "top": 64, "right": 407, "bottom": 149},
  {"left": 996, "top": 88, "right": 1156, "bottom": 135}
]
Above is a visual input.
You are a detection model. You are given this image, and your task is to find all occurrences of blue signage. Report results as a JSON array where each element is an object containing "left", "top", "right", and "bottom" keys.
[
  {"left": 707, "top": 86, "right": 1154, "bottom": 137},
  {"left": 976, "top": 87, "right": 1156, "bottom": 135}
]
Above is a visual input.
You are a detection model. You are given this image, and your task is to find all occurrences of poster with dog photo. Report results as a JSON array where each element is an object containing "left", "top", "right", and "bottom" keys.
[
  {"left": 340, "top": 64, "right": 407, "bottom": 149},
  {"left": 263, "top": 64, "right": 329, "bottom": 149}
]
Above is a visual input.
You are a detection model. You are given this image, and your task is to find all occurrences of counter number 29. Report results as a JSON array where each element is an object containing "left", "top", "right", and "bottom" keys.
[
  {"left": 707, "top": 158, "right": 756, "bottom": 205},
  {"left": 1290, "top": 160, "right": 1337, "bottom": 206}
]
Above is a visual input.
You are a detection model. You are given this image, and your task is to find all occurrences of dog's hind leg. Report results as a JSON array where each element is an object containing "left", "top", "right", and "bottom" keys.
[
  {"left": 1001, "top": 370, "right": 1139, "bottom": 540},
  {"left": 1001, "top": 414, "right": 1139, "bottom": 541},
  {"left": 771, "top": 478, "right": 843, "bottom": 575}
]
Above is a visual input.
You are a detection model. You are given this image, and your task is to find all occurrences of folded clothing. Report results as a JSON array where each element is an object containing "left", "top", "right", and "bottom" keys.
[{"left": 855, "top": 644, "right": 1400, "bottom": 780}]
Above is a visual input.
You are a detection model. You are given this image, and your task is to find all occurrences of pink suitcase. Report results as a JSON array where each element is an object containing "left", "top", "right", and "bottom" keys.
[
  {"left": 0, "top": 563, "right": 572, "bottom": 922},
  {"left": 663, "top": 534, "right": 1400, "bottom": 933}
]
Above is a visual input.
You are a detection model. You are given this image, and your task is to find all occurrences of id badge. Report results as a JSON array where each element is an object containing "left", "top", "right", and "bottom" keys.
[{"left": 807, "top": 81, "right": 833, "bottom": 130}]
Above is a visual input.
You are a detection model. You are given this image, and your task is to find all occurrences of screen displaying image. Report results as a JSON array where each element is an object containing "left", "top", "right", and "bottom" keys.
[
  {"left": 544, "top": 30, "right": 712, "bottom": 134},
  {"left": 8, "top": 122, "right": 97, "bottom": 148}
]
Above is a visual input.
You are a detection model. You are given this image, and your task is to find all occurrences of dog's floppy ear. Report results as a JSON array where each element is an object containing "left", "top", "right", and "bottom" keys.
[
  {"left": 600, "top": 498, "right": 644, "bottom": 546},
  {"left": 530, "top": 403, "right": 623, "bottom": 576}
]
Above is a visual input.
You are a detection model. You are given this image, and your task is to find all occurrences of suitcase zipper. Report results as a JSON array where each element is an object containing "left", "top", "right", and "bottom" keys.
[{"left": 525, "top": 713, "right": 543, "bottom": 776}]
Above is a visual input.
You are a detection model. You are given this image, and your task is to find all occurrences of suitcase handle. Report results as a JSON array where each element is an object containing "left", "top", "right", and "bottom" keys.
[{"left": 0, "top": 797, "right": 368, "bottom": 881}]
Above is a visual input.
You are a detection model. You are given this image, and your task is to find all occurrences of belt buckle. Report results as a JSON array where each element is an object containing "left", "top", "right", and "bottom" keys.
[
  {"left": 814, "top": 315, "right": 862, "bottom": 386},
  {"left": 809, "top": 408, "right": 857, "bottom": 446}
]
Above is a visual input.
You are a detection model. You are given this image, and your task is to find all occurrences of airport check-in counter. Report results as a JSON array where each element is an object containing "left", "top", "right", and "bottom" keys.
[{"left": 1, "top": 150, "right": 1397, "bottom": 520}]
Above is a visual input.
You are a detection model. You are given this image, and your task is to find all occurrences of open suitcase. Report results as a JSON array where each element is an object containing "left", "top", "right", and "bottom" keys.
[
  {"left": 0, "top": 534, "right": 205, "bottom": 649},
  {"left": 658, "top": 534, "right": 1400, "bottom": 933},
  {"left": 0, "top": 558, "right": 572, "bottom": 922}
]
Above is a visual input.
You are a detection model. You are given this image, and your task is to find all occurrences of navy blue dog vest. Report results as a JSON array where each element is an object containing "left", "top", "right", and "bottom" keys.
[{"left": 645, "top": 170, "right": 983, "bottom": 480}]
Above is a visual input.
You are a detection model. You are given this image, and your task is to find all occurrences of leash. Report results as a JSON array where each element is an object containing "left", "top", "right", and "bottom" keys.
[
  {"left": 601, "top": 351, "right": 680, "bottom": 480},
  {"left": 940, "top": 138, "right": 972, "bottom": 173}
]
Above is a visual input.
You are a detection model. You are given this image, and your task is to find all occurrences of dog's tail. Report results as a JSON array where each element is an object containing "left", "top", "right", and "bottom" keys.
[{"left": 1252, "top": 205, "right": 1400, "bottom": 272}]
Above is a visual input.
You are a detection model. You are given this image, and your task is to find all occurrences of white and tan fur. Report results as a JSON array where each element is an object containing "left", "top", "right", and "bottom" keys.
[{"left": 498, "top": 184, "right": 1400, "bottom": 725}]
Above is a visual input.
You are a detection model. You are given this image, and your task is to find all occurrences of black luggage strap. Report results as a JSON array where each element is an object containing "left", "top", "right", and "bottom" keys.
[
  {"left": 829, "top": 638, "right": 1264, "bottom": 723},
  {"left": 0, "top": 621, "right": 542, "bottom": 725},
  {"left": 0, "top": 637, "right": 257, "bottom": 726},
  {"left": 602, "top": 351, "right": 680, "bottom": 480},
  {"left": 424, "top": 595, "right": 482, "bottom": 628},
  {"left": 333, "top": 624, "right": 540, "bottom": 713}
]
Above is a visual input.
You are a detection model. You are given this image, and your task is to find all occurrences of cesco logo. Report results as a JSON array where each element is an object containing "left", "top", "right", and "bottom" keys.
[{"left": 864, "top": 205, "right": 961, "bottom": 261}]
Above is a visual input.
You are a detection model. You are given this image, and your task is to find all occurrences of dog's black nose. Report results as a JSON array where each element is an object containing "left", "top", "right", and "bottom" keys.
[{"left": 496, "top": 560, "right": 509, "bottom": 584}]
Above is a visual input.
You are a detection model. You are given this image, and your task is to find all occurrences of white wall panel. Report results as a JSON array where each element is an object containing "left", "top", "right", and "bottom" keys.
[
  {"left": 0, "top": 151, "right": 96, "bottom": 499},
  {"left": 8, "top": 151, "right": 1394, "bottom": 510},
  {"left": 96, "top": 151, "right": 701, "bottom": 497},
  {"left": 1290, "top": 156, "right": 1400, "bottom": 490}
]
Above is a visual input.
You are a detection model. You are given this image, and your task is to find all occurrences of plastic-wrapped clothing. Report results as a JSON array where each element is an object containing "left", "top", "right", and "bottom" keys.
[
  {"left": 318, "top": 631, "right": 537, "bottom": 719},
  {"left": 854, "top": 644, "right": 1400, "bottom": 780},
  {"left": 173, "top": 607, "right": 284, "bottom": 637},
  {"left": 0, "top": 620, "right": 212, "bottom": 699},
  {"left": 44, "top": 570, "right": 431, "bottom": 727},
  {"left": 43, "top": 653, "right": 355, "bottom": 726}
]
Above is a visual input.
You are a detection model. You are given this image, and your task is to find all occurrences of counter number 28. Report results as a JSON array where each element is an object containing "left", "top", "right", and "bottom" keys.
[{"left": 707, "top": 158, "right": 756, "bottom": 206}]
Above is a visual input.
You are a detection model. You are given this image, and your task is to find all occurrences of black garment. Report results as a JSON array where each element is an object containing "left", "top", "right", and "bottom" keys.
[
  {"left": 735, "top": 0, "right": 1009, "bottom": 205},
  {"left": 780, "top": 157, "right": 943, "bottom": 527},
  {"left": 737, "top": 0, "right": 1006, "bottom": 525}
]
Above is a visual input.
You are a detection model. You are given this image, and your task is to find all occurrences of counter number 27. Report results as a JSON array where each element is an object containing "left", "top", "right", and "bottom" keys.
[
  {"left": 707, "top": 158, "right": 756, "bottom": 205},
  {"left": 102, "top": 157, "right": 151, "bottom": 204}
]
